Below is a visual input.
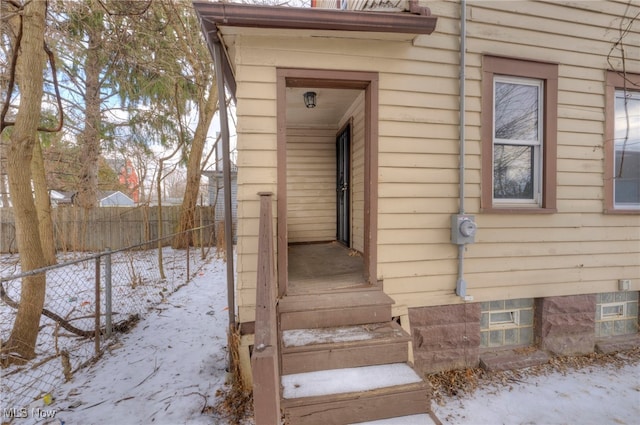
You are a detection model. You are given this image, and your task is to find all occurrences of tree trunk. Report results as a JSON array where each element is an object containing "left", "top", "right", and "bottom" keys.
[
  {"left": 5, "top": 0, "right": 49, "bottom": 363},
  {"left": 75, "top": 18, "right": 102, "bottom": 209},
  {"left": 31, "top": 139, "right": 57, "bottom": 266},
  {"left": 157, "top": 158, "right": 166, "bottom": 279},
  {"left": 0, "top": 135, "right": 9, "bottom": 207},
  {"left": 173, "top": 85, "right": 218, "bottom": 248}
]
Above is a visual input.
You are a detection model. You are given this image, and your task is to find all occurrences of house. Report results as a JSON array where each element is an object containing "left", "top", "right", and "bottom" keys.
[
  {"left": 203, "top": 166, "right": 238, "bottom": 242},
  {"left": 48, "top": 190, "right": 135, "bottom": 207},
  {"left": 118, "top": 159, "right": 140, "bottom": 203},
  {"left": 98, "top": 191, "right": 135, "bottom": 207},
  {"left": 194, "top": 1, "right": 640, "bottom": 423},
  {"left": 49, "top": 190, "right": 74, "bottom": 206}
]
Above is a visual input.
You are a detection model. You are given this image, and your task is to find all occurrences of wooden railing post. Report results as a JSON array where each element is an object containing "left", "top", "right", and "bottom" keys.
[{"left": 252, "top": 192, "right": 281, "bottom": 424}]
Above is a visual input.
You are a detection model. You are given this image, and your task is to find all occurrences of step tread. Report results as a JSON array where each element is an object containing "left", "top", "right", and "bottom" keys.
[
  {"left": 282, "top": 363, "right": 423, "bottom": 400},
  {"left": 279, "top": 290, "right": 394, "bottom": 313},
  {"left": 350, "top": 413, "right": 438, "bottom": 425},
  {"left": 282, "top": 321, "right": 410, "bottom": 352}
]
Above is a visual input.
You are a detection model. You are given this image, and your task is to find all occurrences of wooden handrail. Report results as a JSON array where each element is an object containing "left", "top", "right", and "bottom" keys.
[{"left": 252, "top": 192, "right": 281, "bottom": 424}]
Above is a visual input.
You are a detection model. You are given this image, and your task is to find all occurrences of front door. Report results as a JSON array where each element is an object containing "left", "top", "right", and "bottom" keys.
[{"left": 336, "top": 125, "right": 350, "bottom": 246}]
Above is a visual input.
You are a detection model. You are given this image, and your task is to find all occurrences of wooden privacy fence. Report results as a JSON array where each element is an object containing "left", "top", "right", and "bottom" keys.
[{"left": 0, "top": 205, "right": 218, "bottom": 253}]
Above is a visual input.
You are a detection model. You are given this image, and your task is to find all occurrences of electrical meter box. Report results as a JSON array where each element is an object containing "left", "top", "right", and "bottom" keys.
[{"left": 451, "top": 214, "right": 477, "bottom": 245}]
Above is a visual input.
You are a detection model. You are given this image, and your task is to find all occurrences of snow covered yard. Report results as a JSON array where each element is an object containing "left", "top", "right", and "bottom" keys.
[
  {"left": 0, "top": 248, "right": 218, "bottom": 413},
  {"left": 432, "top": 359, "right": 640, "bottom": 425},
  {"left": 3, "top": 253, "right": 639, "bottom": 425},
  {"left": 20, "top": 254, "right": 233, "bottom": 425}
]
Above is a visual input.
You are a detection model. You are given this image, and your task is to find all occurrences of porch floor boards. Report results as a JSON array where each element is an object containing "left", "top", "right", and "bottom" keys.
[{"left": 287, "top": 242, "right": 367, "bottom": 294}]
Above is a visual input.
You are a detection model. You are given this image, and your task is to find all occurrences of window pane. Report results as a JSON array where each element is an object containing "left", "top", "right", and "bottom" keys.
[
  {"left": 495, "top": 82, "right": 539, "bottom": 141},
  {"left": 614, "top": 91, "right": 640, "bottom": 206},
  {"left": 494, "top": 144, "right": 534, "bottom": 199}
]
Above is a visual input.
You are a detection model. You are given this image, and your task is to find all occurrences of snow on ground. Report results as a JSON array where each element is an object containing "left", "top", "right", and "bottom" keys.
[
  {"left": 30, "top": 256, "right": 231, "bottom": 425},
  {"left": 433, "top": 360, "right": 640, "bottom": 425},
  {"left": 6, "top": 255, "right": 638, "bottom": 425}
]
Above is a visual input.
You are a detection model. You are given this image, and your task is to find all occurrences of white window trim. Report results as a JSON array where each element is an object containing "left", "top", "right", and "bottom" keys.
[
  {"left": 613, "top": 89, "right": 640, "bottom": 210},
  {"left": 492, "top": 76, "right": 544, "bottom": 207},
  {"left": 488, "top": 309, "right": 521, "bottom": 329},
  {"left": 600, "top": 302, "right": 627, "bottom": 321}
]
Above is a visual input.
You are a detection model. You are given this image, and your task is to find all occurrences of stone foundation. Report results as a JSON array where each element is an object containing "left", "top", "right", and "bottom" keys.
[
  {"left": 408, "top": 304, "right": 480, "bottom": 374},
  {"left": 534, "top": 294, "right": 596, "bottom": 356}
]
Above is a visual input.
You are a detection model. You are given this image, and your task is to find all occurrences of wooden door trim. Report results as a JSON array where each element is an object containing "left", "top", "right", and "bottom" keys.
[{"left": 277, "top": 68, "right": 379, "bottom": 296}]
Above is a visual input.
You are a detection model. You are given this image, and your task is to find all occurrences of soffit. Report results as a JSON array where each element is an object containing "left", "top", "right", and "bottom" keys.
[{"left": 286, "top": 87, "right": 361, "bottom": 128}]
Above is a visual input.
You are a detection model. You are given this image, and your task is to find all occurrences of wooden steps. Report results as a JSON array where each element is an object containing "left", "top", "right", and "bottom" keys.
[
  {"left": 281, "top": 322, "right": 411, "bottom": 374},
  {"left": 279, "top": 289, "right": 394, "bottom": 330},
  {"left": 277, "top": 287, "right": 436, "bottom": 424},
  {"left": 350, "top": 413, "right": 440, "bottom": 424},
  {"left": 281, "top": 364, "right": 429, "bottom": 425}
]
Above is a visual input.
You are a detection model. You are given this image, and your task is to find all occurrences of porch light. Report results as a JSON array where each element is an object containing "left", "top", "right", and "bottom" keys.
[{"left": 303, "top": 91, "right": 317, "bottom": 108}]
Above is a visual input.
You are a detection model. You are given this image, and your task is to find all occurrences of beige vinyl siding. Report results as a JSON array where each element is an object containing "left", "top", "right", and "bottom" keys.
[
  {"left": 287, "top": 127, "right": 336, "bottom": 243},
  {"left": 227, "top": 0, "right": 640, "bottom": 323},
  {"left": 384, "top": 0, "right": 639, "bottom": 308}
]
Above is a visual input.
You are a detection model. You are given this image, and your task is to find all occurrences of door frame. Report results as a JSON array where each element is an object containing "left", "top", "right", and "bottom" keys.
[{"left": 276, "top": 68, "right": 379, "bottom": 297}]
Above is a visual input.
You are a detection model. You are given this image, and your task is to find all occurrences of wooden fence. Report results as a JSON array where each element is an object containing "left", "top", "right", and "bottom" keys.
[{"left": 0, "top": 206, "right": 219, "bottom": 253}]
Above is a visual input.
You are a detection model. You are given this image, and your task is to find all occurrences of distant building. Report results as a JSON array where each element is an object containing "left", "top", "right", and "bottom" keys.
[
  {"left": 48, "top": 190, "right": 134, "bottom": 207},
  {"left": 98, "top": 191, "right": 135, "bottom": 207},
  {"left": 203, "top": 167, "right": 237, "bottom": 243},
  {"left": 118, "top": 159, "right": 140, "bottom": 203}
]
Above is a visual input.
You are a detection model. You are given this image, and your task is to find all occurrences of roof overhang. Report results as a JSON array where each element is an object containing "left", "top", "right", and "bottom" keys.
[
  {"left": 193, "top": 1, "right": 437, "bottom": 35},
  {"left": 193, "top": 1, "right": 438, "bottom": 98}
]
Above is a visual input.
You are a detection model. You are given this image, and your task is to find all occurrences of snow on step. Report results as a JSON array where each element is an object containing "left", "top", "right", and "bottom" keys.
[
  {"left": 282, "top": 363, "right": 422, "bottom": 399},
  {"left": 283, "top": 323, "right": 402, "bottom": 348},
  {"left": 349, "top": 414, "right": 438, "bottom": 425}
]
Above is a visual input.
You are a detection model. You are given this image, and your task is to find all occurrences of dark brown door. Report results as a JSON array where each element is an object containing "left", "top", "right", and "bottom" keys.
[{"left": 336, "top": 125, "right": 350, "bottom": 246}]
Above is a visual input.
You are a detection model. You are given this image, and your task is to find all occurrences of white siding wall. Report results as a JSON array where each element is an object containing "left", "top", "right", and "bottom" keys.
[{"left": 229, "top": 0, "right": 640, "bottom": 323}]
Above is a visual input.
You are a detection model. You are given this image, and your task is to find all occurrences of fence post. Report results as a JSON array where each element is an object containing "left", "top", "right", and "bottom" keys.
[
  {"left": 95, "top": 256, "right": 101, "bottom": 355},
  {"left": 200, "top": 197, "right": 205, "bottom": 259},
  {"left": 105, "top": 250, "right": 112, "bottom": 339},
  {"left": 186, "top": 241, "right": 190, "bottom": 283}
]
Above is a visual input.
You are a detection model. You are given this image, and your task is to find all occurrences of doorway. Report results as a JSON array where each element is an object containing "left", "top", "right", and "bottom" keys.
[
  {"left": 336, "top": 124, "right": 351, "bottom": 246},
  {"left": 276, "top": 69, "right": 379, "bottom": 296}
]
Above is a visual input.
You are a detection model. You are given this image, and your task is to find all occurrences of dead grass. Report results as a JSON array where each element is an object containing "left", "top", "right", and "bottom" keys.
[
  {"left": 216, "top": 223, "right": 226, "bottom": 261},
  {"left": 211, "top": 325, "right": 253, "bottom": 423},
  {"left": 427, "top": 346, "right": 640, "bottom": 406}
]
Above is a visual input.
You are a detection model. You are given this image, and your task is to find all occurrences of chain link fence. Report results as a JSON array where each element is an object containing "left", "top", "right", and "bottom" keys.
[{"left": 0, "top": 225, "right": 220, "bottom": 417}]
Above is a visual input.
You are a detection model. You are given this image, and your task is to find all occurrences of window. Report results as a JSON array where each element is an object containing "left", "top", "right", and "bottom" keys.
[
  {"left": 489, "top": 310, "right": 520, "bottom": 328},
  {"left": 482, "top": 56, "right": 558, "bottom": 212},
  {"left": 595, "top": 292, "right": 639, "bottom": 337},
  {"left": 605, "top": 71, "right": 640, "bottom": 213},
  {"left": 493, "top": 77, "right": 543, "bottom": 204},
  {"left": 480, "top": 299, "right": 534, "bottom": 348},
  {"left": 600, "top": 302, "right": 626, "bottom": 320}
]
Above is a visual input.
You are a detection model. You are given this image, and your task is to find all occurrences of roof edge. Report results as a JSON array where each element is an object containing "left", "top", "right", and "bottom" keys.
[{"left": 192, "top": 1, "right": 437, "bottom": 35}]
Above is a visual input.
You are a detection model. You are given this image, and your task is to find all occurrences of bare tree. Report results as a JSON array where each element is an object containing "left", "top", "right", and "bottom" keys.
[{"left": 1, "top": 0, "right": 50, "bottom": 364}]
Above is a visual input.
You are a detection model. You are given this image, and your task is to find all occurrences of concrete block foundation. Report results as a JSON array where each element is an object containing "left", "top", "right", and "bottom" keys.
[
  {"left": 408, "top": 304, "right": 480, "bottom": 374},
  {"left": 534, "top": 294, "right": 596, "bottom": 356}
]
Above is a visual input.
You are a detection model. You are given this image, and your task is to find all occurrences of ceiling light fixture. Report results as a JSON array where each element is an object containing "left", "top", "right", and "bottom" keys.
[{"left": 303, "top": 91, "right": 317, "bottom": 108}]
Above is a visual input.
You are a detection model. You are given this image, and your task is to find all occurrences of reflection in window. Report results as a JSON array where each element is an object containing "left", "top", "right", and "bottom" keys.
[
  {"left": 494, "top": 82, "right": 539, "bottom": 141},
  {"left": 494, "top": 145, "right": 534, "bottom": 199},
  {"left": 614, "top": 90, "right": 640, "bottom": 208},
  {"left": 493, "top": 77, "right": 542, "bottom": 205}
]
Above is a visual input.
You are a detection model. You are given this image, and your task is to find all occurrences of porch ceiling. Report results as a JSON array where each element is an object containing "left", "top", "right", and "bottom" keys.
[{"left": 287, "top": 87, "right": 361, "bottom": 128}]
